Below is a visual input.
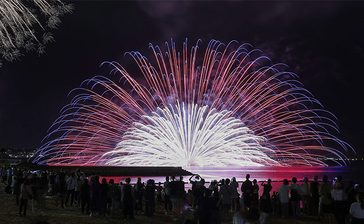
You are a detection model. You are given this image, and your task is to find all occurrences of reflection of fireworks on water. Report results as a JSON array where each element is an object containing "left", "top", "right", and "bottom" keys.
[{"left": 32, "top": 39, "right": 352, "bottom": 168}]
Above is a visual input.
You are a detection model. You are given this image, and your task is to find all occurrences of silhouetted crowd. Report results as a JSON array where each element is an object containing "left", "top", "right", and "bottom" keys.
[{"left": 1, "top": 166, "right": 364, "bottom": 224}]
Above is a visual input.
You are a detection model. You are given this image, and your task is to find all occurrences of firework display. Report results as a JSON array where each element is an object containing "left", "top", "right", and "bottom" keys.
[
  {"left": 32, "top": 40, "right": 352, "bottom": 168},
  {"left": 0, "top": 0, "right": 72, "bottom": 66}
]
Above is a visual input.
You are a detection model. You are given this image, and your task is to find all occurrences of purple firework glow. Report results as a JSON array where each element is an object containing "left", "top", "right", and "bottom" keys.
[{"left": 32, "top": 39, "right": 353, "bottom": 169}]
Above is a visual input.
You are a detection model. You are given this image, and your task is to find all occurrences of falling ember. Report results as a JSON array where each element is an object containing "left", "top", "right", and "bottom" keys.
[{"left": 32, "top": 39, "right": 353, "bottom": 169}]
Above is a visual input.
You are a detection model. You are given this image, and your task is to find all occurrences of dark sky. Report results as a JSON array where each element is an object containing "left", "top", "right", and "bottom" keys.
[{"left": 0, "top": 1, "right": 363, "bottom": 157}]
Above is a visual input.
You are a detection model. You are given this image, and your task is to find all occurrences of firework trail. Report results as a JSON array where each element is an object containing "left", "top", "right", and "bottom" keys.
[
  {"left": 32, "top": 39, "right": 352, "bottom": 168},
  {"left": 0, "top": 0, "right": 72, "bottom": 66}
]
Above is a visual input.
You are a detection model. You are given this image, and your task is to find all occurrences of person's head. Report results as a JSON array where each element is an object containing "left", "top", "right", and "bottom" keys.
[
  {"left": 292, "top": 177, "right": 297, "bottom": 184},
  {"left": 102, "top": 178, "right": 107, "bottom": 184},
  {"left": 354, "top": 184, "right": 360, "bottom": 191},
  {"left": 303, "top": 177, "right": 308, "bottom": 183},
  {"left": 125, "top": 177, "right": 131, "bottom": 184},
  {"left": 166, "top": 176, "right": 169, "bottom": 181},
  {"left": 232, "top": 177, "right": 236, "bottom": 182},
  {"left": 253, "top": 179, "right": 257, "bottom": 184},
  {"left": 180, "top": 176, "right": 183, "bottom": 181},
  {"left": 283, "top": 179, "right": 289, "bottom": 185},
  {"left": 246, "top": 174, "right": 250, "bottom": 180},
  {"left": 267, "top": 179, "right": 272, "bottom": 183},
  {"left": 220, "top": 179, "right": 225, "bottom": 185},
  {"left": 109, "top": 179, "right": 114, "bottom": 184},
  {"left": 225, "top": 178, "right": 230, "bottom": 185},
  {"left": 95, "top": 176, "right": 99, "bottom": 182},
  {"left": 314, "top": 176, "right": 318, "bottom": 182},
  {"left": 171, "top": 176, "right": 175, "bottom": 181},
  {"left": 137, "top": 177, "right": 141, "bottom": 182}
]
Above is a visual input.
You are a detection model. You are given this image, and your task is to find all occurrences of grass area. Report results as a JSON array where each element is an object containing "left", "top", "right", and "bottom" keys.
[{"left": 0, "top": 182, "right": 322, "bottom": 224}]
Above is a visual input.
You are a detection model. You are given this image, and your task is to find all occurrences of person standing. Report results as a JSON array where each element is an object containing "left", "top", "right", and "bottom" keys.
[
  {"left": 219, "top": 178, "right": 232, "bottom": 216},
  {"left": 145, "top": 179, "right": 156, "bottom": 217},
  {"left": 331, "top": 176, "right": 347, "bottom": 224},
  {"left": 122, "top": 177, "right": 134, "bottom": 220},
  {"left": 212, "top": 180, "right": 220, "bottom": 200},
  {"left": 319, "top": 175, "right": 333, "bottom": 223},
  {"left": 301, "top": 177, "right": 310, "bottom": 215},
  {"left": 349, "top": 192, "right": 364, "bottom": 224},
  {"left": 119, "top": 180, "right": 124, "bottom": 211},
  {"left": 170, "top": 176, "right": 179, "bottom": 214},
  {"left": 251, "top": 179, "right": 259, "bottom": 208},
  {"left": 163, "top": 176, "right": 172, "bottom": 214},
  {"left": 290, "top": 177, "right": 301, "bottom": 217},
  {"left": 7, "top": 167, "right": 13, "bottom": 187},
  {"left": 347, "top": 183, "right": 360, "bottom": 207},
  {"left": 19, "top": 178, "right": 33, "bottom": 216},
  {"left": 65, "top": 172, "right": 77, "bottom": 207},
  {"left": 80, "top": 178, "right": 90, "bottom": 214},
  {"left": 310, "top": 176, "right": 320, "bottom": 216},
  {"left": 55, "top": 169, "right": 66, "bottom": 208},
  {"left": 74, "top": 175, "right": 81, "bottom": 206},
  {"left": 230, "top": 177, "right": 239, "bottom": 212},
  {"left": 260, "top": 179, "right": 273, "bottom": 224},
  {"left": 13, "top": 172, "right": 22, "bottom": 206},
  {"left": 262, "top": 179, "right": 272, "bottom": 199},
  {"left": 134, "top": 177, "right": 144, "bottom": 214},
  {"left": 241, "top": 174, "right": 253, "bottom": 209},
  {"left": 156, "top": 182, "right": 163, "bottom": 202},
  {"left": 109, "top": 179, "right": 121, "bottom": 215},
  {"left": 47, "top": 172, "right": 56, "bottom": 195},
  {"left": 190, "top": 174, "right": 203, "bottom": 209},
  {"left": 90, "top": 176, "right": 101, "bottom": 216},
  {"left": 99, "top": 178, "right": 109, "bottom": 216},
  {"left": 278, "top": 179, "right": 290, "bottom": 218},
  {"left": 175, "top": 176, "right": 186, "bottom": 215}
]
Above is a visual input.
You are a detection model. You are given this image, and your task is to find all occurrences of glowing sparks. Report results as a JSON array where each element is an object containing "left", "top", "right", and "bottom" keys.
[
  {"left": 103, "top": 102, "right": 279, "bottom": 167},
  {"left": 32, "top": 39, "right": 352, "bottom": 168},
  {"left": 0, "top": 0, "right": 72, "bottom": 66}
]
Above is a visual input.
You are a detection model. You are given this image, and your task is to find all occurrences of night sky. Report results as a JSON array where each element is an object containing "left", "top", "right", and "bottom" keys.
[{"left": 0, "top": 1, "right": 363, "bottom": 157}]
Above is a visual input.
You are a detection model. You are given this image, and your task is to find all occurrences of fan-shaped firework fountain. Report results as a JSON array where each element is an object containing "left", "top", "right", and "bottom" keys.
[{"left": 32, "top": 40, "right": 352, "bottom": 169}]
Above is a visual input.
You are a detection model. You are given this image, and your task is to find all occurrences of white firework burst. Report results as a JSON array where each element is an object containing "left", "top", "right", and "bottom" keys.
[
  {"left": 32, "top": 39, "right": 353, "bottom": 167},
  {"left": 0, "top": 0, "right": 72, "bottom": 66},
  {"left": 102, "top": 102, "right": 280, "bottom": 168}
]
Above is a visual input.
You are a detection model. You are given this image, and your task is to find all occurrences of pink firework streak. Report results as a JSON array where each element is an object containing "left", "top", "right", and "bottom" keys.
[{"left": 32, "top": 39, "right": 353, "bottom": 169}]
